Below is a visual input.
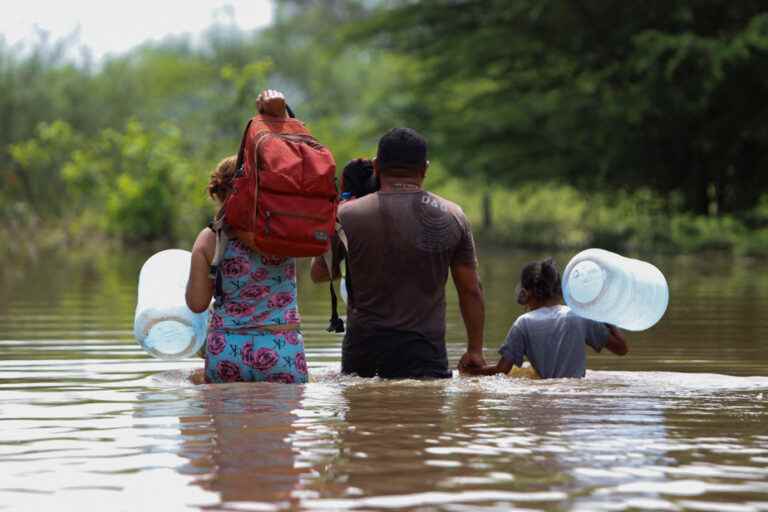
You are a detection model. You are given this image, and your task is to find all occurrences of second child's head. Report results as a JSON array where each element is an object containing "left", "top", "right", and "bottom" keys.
[
  {"left": 208, "top": 155, "right": 238, "bottom": 204},
  {"left": 517, "top": 258, "right": 562, "bottom": 309}
]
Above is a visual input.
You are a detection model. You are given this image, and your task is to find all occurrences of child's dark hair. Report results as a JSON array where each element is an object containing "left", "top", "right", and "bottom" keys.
[{"left": 520, "top": 257, "right": 562, "bottom": 302}]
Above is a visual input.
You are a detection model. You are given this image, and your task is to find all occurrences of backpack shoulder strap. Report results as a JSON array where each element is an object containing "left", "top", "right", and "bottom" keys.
[
  {"left": 336, "top": 221, "right": 349, "bottom": 252},
  {"left": 326, "top": 221, "right": 349, "bottom": 333},
  {"left": 234, "top": 119, "right": 254, "bottom": 175},
  {"left": 208, "top": 211, "right": 230, "bottom": 306}
]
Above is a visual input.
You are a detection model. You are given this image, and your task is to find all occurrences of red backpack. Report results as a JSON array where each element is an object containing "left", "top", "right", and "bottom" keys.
[{"left": 217, "top": 114, "right": 338, "bottom": 258}]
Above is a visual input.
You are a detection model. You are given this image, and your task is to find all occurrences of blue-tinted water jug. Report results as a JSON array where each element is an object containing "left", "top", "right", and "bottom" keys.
[
  {"left": 133, "top": 249, "right": 208, "bottom": 359},
  {"left": 562, "top": 248, "right": 669, "bottom": 331}
]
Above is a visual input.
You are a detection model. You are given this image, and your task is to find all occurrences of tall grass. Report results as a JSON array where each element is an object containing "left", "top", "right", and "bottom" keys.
[
  {"left": 430, "top": 176, "right": 768, "bottom": 258},
  {"left": 3, "top": 174, "right": 768, "bottom": 261}
]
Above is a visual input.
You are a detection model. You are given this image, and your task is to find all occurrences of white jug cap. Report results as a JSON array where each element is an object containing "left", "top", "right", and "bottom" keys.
[{"left": 569, "top": 260, "right": 605, "bottom": 304}]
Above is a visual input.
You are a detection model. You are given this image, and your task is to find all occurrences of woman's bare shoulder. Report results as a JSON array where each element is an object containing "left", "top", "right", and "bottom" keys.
[
  {"left": 192, "top": 227, "right": 217, "bottom": 261},
  {"left": 196, "top": 227, "right": 216, "bottom": 242}
]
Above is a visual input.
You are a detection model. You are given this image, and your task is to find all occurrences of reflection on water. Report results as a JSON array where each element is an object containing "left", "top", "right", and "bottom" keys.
[
  {"left": 0, "top": 249, "right": 767, "bottom": 511},
  {"left": 170, "top": 384, "right": 306, "bottom": 507}
]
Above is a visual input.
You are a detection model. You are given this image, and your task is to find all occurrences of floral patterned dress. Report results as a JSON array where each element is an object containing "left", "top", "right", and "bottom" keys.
[{"left": 204, "top": 239, "right": 307, "bottom": 384}]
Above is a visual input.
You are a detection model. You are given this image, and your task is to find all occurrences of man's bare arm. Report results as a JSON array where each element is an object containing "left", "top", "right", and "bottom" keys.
[{"left": 451, "top": 262, "right": 486, "bottom": 368}]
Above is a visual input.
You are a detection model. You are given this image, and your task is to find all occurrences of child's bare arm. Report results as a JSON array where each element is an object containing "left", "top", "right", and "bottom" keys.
[
  {"left": 604, "top": 325, "right": 629, "bottom": 356},
  {"left": 496, "top": 356, "right": 515, "bottom": 374}
]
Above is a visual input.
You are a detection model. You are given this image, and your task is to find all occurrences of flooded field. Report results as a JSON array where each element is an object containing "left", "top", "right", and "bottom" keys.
[{"left": 1, "top": 249, "right": 767, "bottom": 511}]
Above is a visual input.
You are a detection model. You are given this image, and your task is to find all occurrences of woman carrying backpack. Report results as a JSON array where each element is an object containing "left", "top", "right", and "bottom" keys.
[{"left": 185, "top": 90, "right": 308, "bottom": 384}]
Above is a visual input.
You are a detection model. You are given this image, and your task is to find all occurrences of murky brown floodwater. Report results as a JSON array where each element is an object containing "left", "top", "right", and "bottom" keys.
[{"left": 1, "top": 248, "right": 767, "bottom": 511}]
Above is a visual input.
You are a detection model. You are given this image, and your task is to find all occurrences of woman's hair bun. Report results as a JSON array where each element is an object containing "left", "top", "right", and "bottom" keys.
[{"left": 208, "top": 155, "right": 238, "bottom": 203}]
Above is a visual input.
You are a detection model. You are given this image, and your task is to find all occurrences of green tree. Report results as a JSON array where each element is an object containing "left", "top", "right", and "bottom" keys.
[
  {"left": 8, "top": 120, "right": 83, "bottom": 214},
  {"left": 353, "top": 0, "right": 768, "bottom": 214},
  {"left": 61, "top": 120, "right": 203, "bottom": 243}
]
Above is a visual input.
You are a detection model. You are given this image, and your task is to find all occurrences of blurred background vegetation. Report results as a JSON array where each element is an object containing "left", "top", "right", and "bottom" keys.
[{"left": 3, "top": 0, "right": 768, "bottom": 261}]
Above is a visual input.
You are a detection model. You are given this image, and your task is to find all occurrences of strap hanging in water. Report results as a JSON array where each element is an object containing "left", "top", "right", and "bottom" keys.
[
  {"left": 208, "top": 212, "right": 230, "bottom": 308},
  {"left": 324, "top": 246, "right": 345, "bottom": 333},
  {"left": 325, "top": 222, "right": 350, "bottom": 333}
]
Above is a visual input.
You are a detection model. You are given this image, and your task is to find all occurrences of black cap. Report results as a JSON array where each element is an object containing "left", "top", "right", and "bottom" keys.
[{"left": 376, "top": 127, "right": 428, "bottom": 172}]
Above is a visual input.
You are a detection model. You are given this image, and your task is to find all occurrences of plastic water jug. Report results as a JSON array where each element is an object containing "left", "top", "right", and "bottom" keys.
[
  {"left": 134, "top": 249, "right": 208, "bottom": 359},
  {"left": 562, "top": 248, "right": 669, "bottom": 331}
]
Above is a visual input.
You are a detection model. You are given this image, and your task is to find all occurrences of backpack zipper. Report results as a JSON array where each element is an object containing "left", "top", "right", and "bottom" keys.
[{"left": 264, "top": 209, "right": 326, "bottom": 236}]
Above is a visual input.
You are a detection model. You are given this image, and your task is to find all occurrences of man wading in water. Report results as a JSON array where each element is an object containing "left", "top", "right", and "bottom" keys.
[{"left": 311, "top": 128, "right": 486, "bottom": 378}]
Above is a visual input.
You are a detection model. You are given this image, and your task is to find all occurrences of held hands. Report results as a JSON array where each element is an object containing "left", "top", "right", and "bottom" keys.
[
  {"left": 256, "top": 89, "right": 288, "bottom": 118},
  {"left": 458, "top": 350, "right": 486, "bottom": 374}
]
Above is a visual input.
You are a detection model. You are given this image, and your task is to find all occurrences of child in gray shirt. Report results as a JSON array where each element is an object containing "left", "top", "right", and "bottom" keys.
[{"left": 462, "top": 258, "right": 629, "bottom": 379}]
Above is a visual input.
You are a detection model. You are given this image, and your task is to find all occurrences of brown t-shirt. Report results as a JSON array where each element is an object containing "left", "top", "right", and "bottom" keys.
[{"left": 335, "top": 190, "right": 477, "bottom": 343}]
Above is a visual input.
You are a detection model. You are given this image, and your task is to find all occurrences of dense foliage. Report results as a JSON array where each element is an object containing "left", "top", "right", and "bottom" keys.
[
  {"left": 0, "top": 8, "right": 389, "bottom": 249},
  {"left": 355, "top": 0, "right": 768, "bottom": 215},
  {"left": 2, "top": 0, "right": 768, "bottom": 258}
]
